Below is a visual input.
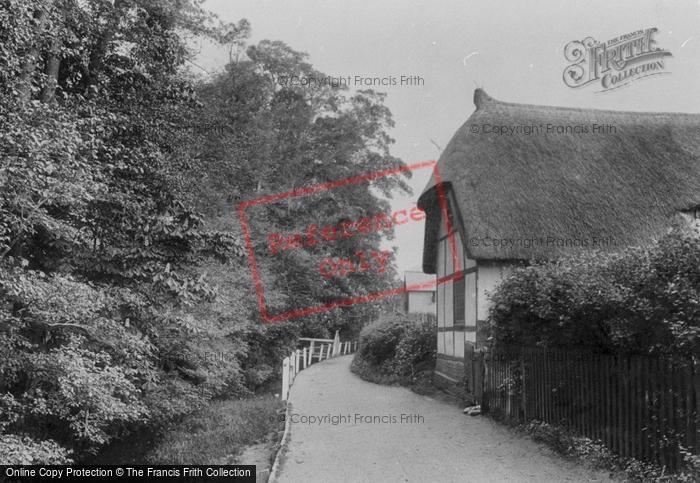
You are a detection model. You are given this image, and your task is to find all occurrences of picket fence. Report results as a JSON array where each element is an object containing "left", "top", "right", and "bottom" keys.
[
  {"left": 281, "top": 339, "right": 358, "bottom": 401},
  {"left": 465, "top": 346, "right": 700, "bottom": 472}
]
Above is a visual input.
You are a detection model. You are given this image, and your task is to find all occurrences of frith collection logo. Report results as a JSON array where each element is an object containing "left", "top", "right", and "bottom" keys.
[{"left": 563, "top": 28, "right": 672, "bottom": 92}]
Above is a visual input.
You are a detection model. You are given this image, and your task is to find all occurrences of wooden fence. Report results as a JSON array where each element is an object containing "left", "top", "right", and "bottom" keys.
[
  {"left": 281, "top": 339, "right": 358, "bottom": 401},
  {"left": 467, "top": 347, "right": 700, "bottom": 472}
]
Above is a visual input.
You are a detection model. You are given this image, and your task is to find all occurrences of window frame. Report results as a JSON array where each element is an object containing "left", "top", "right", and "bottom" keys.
[{"left": 453, "top": 276, "right": 465, "bottom": 326}]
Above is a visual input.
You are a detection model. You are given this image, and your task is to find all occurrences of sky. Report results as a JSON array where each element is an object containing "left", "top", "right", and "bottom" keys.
[{"left": 194, "top": 0, "right": 700, "bottom": 275}]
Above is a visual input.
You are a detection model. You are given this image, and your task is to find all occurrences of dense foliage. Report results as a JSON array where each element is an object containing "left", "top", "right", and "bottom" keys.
[
  {"left": 355, "top": 312, "right": 437, "bottom": 376},
  {"left": 198, "top": 38, "right": 409, "bottom": 331},
  {"left": 488, "top": 230, "right": 700, "bottom": 357},
  {"left": 146, "top": 396, "right": 283, "bottom": 465},
  {"left": 1, "top": 0, "right": 407, "bottom": 462}
]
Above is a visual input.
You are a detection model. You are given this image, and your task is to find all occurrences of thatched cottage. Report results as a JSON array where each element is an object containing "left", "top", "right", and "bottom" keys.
[{"left": 417, "top": 89, "right": 700, "bottom": 392}]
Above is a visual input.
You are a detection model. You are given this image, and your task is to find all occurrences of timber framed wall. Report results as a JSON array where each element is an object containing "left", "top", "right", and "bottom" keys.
[
  {"left": 434, "top": 192, "right": 477, "bottom": 390},
  {"left": 432, "top": 190, "right": 515, "bottom": 393}
]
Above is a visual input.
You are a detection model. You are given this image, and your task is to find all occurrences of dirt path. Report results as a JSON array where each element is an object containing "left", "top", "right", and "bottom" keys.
[{"left": 274, "top": 355, "right": 619, "bottom": 483}]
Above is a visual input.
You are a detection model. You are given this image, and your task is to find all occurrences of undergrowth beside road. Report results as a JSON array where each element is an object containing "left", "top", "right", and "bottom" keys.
[
  {"left": 489, "top": 414, "right": 700, "bottom": 483},
  {"left": 147, "top": 396, "right": 284, "bottom": 464},
  {"left": 351, "top": 312, "right": 436, "bottom": 379},
  {"left": 351, "top": 355, "right": 433, "bottom": 390},
  {"left": 350, "top": 312, "right": 456, "bottom": 400},
  {"left": 88, "top": 395, "right": 284, "bottom": 465}
]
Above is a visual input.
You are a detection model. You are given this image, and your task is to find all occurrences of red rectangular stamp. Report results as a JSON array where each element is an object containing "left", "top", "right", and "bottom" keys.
[{"left": 238, "top": 160, "right": 461, "bottom": 323}]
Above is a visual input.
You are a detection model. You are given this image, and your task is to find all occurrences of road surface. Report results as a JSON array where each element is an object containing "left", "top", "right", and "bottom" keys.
[{"left": 274, "top": 355, "right": 617, "bottom": 483}]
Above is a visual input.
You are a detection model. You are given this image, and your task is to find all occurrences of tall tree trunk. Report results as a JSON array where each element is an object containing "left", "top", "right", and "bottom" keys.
[
  {"left": 84, "top": 0, "right": 126, "bottom": 94},
  {"left": 40, "top": 39, "right": 61, "bottom": 104},
  {"left": 17, "top": 2, "right": 54, "bottom": 102}
]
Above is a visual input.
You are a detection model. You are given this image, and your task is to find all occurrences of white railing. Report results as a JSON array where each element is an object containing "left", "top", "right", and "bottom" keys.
[{"left": 281, "top": 335, "right": 358, "bottom": 401}]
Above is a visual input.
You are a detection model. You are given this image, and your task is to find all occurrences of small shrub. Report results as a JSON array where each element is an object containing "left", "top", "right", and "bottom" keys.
[
  {"left": 357, "top": 313, "right": 408, "bottom": 367},
  {"left": 353, "top": 312, "right": 436, "bottom": 382},
  {"left": 392, "top": 317, "right": 438, "bottom": 376},
  {"left": 526, "top": 420, "right": 576, "bottom": 456}
]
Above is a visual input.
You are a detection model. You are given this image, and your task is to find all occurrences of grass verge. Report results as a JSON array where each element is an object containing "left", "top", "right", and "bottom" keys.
[
  {"left": 147, "top": 395, "right": 284, "bottom": 464},
  {"left": 84, "top": 394, "right": 284, "bottom": 465},
  {"left": 487, "top": 411, "right": 700, "bottom": 483}
]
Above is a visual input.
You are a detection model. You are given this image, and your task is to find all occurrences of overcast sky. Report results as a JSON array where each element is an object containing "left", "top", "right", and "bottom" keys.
[{"left": 196, "top": 0, "right": 700, "bottom": 275}]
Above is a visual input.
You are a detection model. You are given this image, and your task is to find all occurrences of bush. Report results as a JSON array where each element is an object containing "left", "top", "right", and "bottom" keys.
[
  {"left": 0, "top": 434, "right": 73, "bottom": 465},
  {"left": 354, "top": 312, "right": 436, "bottom": 378},
  {"left": 0, "top": 261, "right": 254, "bottom": 459},
  {"left": 357, "top": 313, "right": 407, "bottom": 367},
  {"left": 392, "top": 317, "right": 438, "bottom": 376},
  {"left": 488, "top": 230, "right": 700, "bottom": 356}
]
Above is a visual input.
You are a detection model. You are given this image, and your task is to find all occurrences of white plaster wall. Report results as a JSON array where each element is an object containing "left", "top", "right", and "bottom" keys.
[
  {"left": 444, "top": 281, "right": 454, "bottom": 327},
  {"left": 465, "top": 331, "right": 476, "bottom": 344},
  {"left": 463, "top": 255, "right": 476, "bottom": 270},
  {"left": 444, "top": 330, "right": 454, "bottom": 357},
  {"left": 454, "top": 331, "right": 465, "bottom": 360},
  {"left": 476, "top": 263, "right": 513, "bottom": 321},
  {"left": 437, "top": 238, "right": 445, "bottom": 278}
]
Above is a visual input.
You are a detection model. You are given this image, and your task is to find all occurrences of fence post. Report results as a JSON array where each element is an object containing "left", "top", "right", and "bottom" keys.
[
  {"left": 309, "top": 341, "right": 315, "bottom": 365},
  {"left": 295, "top": 349, "right": 300, "bottom": 375},
  {"left": 282, "top": 357, "right": 290, "bottom": 401},
  {"left": 333, "top": 330, "right": 340, "bottom": 357},
  {"left": 326, "top": 344, "right": 331, "bottom": 360},
  {"left": 302, "top": 347, "right": 307, "bottom": 369}
]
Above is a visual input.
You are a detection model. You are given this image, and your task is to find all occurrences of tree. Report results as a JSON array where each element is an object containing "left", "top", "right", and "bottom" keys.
[
  {"left": 1, "top": 0, "right": 251, "bottom": 461},
  {"left": 1, "top": 3, "right": 410, "bottom": 462},
  {"left": 196, "top": 40, "right": 410, "bottom": 334}
]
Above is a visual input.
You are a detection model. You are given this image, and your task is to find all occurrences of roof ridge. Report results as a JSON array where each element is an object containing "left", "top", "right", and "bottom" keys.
[{"left": 473, "top": 88, "right": 700, "bottom": 118}]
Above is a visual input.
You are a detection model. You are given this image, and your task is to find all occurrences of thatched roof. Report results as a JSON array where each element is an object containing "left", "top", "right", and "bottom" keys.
[{"left": 418, "top": 89, "right": 700, "bottom": 272}]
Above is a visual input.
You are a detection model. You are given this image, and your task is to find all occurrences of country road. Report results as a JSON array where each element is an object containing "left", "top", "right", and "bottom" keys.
[{"left": 274, "top": 355, "right": 619, "bottom": 483}]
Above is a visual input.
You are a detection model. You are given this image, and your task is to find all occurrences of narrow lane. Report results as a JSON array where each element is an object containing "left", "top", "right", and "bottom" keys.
[{"left": 275, "top": 355, "right": 617, "bottom": 483}]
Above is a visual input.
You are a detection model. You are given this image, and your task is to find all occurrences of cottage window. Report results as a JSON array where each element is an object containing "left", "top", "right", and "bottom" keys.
[{"left": 453, "top": 276, "right": 465, "bottom": 325}]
